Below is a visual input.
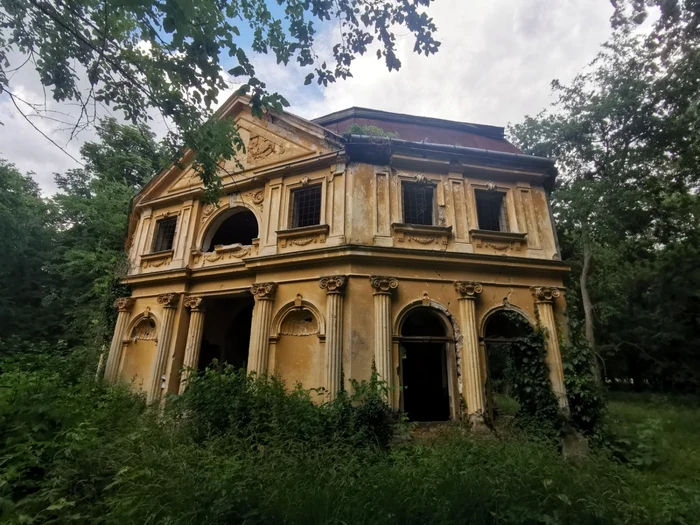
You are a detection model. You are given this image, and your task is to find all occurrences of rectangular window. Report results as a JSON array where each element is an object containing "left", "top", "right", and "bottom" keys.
[
  {"left": 151, "top": 216, "right": 178, "bottom": 252},
  {"left": 291, "top": 185, "right": 322, "bottom": 228},
  {"left": 475, "top": 190, "right": 509, "bottom": 232},
  {"left": 402, "top": 183, "right": 434, "bottom": 225}
]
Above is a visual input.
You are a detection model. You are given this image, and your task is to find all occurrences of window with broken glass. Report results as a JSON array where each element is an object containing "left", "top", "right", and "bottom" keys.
[
  {"left": 402, "top": 183, "right": 434, "bottom": 226},
  {"left": 475, "top": 190, "right": 509, "bottom": 232},
  {"left": 151, "top": 216, "right": 177, "bottom": 252}
]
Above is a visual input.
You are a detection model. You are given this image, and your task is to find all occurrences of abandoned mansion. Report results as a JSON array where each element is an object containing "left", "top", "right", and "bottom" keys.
[{"left": 105, "top": 95, "right": 570, "bottom": 423}]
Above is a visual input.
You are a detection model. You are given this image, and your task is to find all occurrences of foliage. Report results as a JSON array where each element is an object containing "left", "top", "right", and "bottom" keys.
[
  {"left": 0, "top": 161, "right": 57, "bottom": 342},
  {"left": 563, "top": 338, "right": 606, "bottom": 436},
  {"left": 0, "top": 0, "right": 440, "bottom": 197},
  {"left": 2, "top": 347, "right": 700, "bottom": 524},
  {"left": 346, "top": 123, "right": 399, "bottom": 138}
]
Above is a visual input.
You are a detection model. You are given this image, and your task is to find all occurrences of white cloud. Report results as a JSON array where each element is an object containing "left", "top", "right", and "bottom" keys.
[{"left": 0, "top": 0, "right": 614, "bottom": 193}]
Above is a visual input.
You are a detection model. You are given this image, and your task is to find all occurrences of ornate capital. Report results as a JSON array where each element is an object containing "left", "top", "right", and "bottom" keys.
[
  {"left": 531, "top": 286, "right": 561, "bottom": 303},
  {"left": 369, "top": 275, "right": 399, "bottom": 294},
  {"left": 157, "top": 293, "right": 180, "bottom": 308},
  {"left": 250, "top": 282, "right": 277, "bottom": 300},
  {"left": 114, "top": 297, "right": 135, "bottom": 312},
  {"left": 454, "top": 281, "right": 483, "bottom": 299},
  {"left": 183, "top": 295, "right": 204, "bottom": 311},
  {"left": 319, "top": 275, "right": 347, "bottom": 294}
]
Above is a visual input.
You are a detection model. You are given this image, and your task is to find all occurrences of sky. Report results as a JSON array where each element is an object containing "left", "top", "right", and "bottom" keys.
[{"left": 0, "top": 0, "right": 614, "bottom": 195}]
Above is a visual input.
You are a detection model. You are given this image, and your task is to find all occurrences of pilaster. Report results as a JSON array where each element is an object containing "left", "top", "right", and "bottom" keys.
[
  {"left": 369, "top": 276, "right": 398, "bottom": 394},
  {"left": 531, "top": 286, "right": 569, "bottom": 410},
  {"left": 147, "top": 293, "right": 180, "bottom": 403},
  {"left": 104, "top": 297, "right": 135, "bottom": 382},
  {"left": 319, "top": 275, "right": 347, "bottom": 398},
  {"left": 179, "top": 296, "right": 206, "bottom": 394},
  {"left": 454, "top": 281, "right": 485, "bottom": 421}
]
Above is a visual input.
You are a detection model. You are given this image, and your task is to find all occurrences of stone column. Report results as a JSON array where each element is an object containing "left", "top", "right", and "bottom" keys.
[
  {"left": 179, "top": 296, "right": 206, "bottom": 394},
  {"left": 247, "top": 282, "right": 277, "bottom": 375},
  {"left": 147, "top": 293, "right": 180, "bottom": 403},
  {"left": 454, "top": 281, "right": 485, "bottom": 421},
  {"left": 531, "top": 286, "right": 569, "bottom": 410},
  {"left": 369, "top": 276, "right": 398, "bottom": 392},
  {"left": 104, "top": 297, "right": 135, "bottom": 382},
  {"left": 319, "top": 275, "right": 347, "bottom": 398}
]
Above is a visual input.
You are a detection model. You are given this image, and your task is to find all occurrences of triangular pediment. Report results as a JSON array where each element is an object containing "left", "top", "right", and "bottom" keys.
[{"left": 138, "top": 96, "right": 341, "bottom": 202}]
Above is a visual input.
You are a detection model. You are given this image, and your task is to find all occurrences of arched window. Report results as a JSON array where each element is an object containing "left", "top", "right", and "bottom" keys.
[{"left": 203, "top": 208, "right": 258, "bottom": 252}]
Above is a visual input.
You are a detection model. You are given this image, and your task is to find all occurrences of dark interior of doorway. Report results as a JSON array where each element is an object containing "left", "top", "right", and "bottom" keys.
[
  {"left": 199, "top": 296, "right": 254, "bottom": 372},
  {"left": 400, "top": 308, "right": 450, "bottom": 422}
]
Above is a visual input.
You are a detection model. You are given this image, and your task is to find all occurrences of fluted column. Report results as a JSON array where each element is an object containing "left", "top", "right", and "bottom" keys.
[
  {"left": 369, "top": 276, "right": 398, "bottom": 394},
  {"left": 147, "top": 293, "right": 180, "bottom": 403},
  {"left": 454, "top": 281, "right": 485, "bottom": 420},
  {"left": 247, "top": 282, "right": 277, "bottom": 375},
  {"left": 179, "top": 296, "right": 206, "bottom": 394},
  {"left": 531, "top": 286, "right": 569, "bottom": 410},
  {"left": 319, "top": 275, "right": 347, "bottom": 398},
  {"left": 104, "top": 297, "right": 135, "bottom": 382}
]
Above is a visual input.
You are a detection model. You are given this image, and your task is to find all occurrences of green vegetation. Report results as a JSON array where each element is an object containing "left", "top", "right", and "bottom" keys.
[
  {"left": 1, "top": 348, "right": 699, "bottom": 525},
  {"left": 346, "top": 123, "right": 400, "bottom": 138}
]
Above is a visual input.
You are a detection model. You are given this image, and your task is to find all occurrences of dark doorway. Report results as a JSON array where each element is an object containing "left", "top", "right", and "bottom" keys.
[
  {"left": 204, "top": 209, "right": 258, "bottom": 252},
  {"left": 483, "top": 309, "right": 533, "bottom": 420},
  {"left": 199, "top": 296, "right": 254, "bottom": 371},
  {"left": 400, "top": 308, "right": 451, "bottom": 422}
]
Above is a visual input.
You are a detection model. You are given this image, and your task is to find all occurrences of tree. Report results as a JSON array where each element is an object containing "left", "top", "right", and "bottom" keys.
[
  {"left": 0, "top": 161, "right": 57, "bottom": 342},
  {"left": 0, "top": 0, "right": 440, "bottom": 199},
  {"left": 51, "top": 119, "right": 166, "bottom": 344}
]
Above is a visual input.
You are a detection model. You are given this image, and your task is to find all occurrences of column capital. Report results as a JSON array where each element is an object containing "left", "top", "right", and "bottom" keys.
[
  {"left": 250, "top": 282, "right": 277, "bottom": 300},
  {"left": 319, "top": 275, "right": 347, "bottom": 295},
  {"left": 454, "top": 281, "right": 483, "bottom": 299},
  {"left": 530, "top": 286, "right": 561, "bottom": 304},
  {"left": 184, "top": 295, "right": 205, "bottom": 311},
  {"left": 369, "top": 275, "right": 398, "bottom": 294},
  {"left": 113, "top": 297, "right": 135, "bottom": 312},
  {"left": 157, "top": 293, "right": 180, "bottom": 308}
]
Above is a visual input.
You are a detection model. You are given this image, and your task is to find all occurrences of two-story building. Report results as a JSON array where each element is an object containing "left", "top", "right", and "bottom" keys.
[{"left": 105, "top": 96, "right": 570, "bottom": 424}]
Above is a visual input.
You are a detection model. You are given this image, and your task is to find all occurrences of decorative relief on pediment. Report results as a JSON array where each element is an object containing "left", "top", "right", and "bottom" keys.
[{"left": 247, "top": 135, "right": 285, "bottom": 162}]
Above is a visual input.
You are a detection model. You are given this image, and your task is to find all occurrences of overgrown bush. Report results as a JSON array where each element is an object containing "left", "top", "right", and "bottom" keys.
[{"left": 563, "top": 339, "right": 606, "bottom": 436}]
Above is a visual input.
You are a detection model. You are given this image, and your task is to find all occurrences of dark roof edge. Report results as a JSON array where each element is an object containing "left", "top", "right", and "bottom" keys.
[
  {"left": 312, "top": 107, "right": 505, "bottom": 140},
  {"left": 345, "top": 134, "right": 556, "bottom": 174}
]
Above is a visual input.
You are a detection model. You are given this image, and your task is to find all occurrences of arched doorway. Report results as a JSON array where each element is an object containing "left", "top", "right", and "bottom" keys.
[
  {"left": 199, "top": 296, "right": 255, "bottom": 371},
  {"left": 202, "top": 207, "right": 258, "bottom": 252},
  {"left": 483, "top": 309, "right": 534, "bottom": 421},
  {"left": 399, "top": 307, "right": 452, "bottom": 422}
]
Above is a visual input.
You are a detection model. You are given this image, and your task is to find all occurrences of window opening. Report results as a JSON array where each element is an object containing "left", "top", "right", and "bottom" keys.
[
  {"left": 151, "top": 216, "right": 177, "bottom": 252},
  {"left": 204, "top": 209, "right": 258, "bottom": 252},
  {"left": 402, "top": 183, "right": 434, "bottom": 225},
  {"left": 475, "top": 190, "right": 509, "bottom": 232},
  {"left": 291, "top": 185, "right": 322, "bottom": 228}
]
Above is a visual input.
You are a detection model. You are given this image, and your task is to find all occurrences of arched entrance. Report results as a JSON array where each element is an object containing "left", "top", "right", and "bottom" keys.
[
  {"left": 399, "top": 307, "right": 453, "bottom": 422},
  {"left": 483, "top": 309, "right": 534, "bottom": 421},
  {"left": 202, "top": 207, "right": 258, "bottom": 252},
  {"left": 199, "top": 295, "right": 255, "bottom": 371}
]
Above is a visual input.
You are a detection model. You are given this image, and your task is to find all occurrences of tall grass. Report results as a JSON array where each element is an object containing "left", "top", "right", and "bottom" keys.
[{"left": 1, "top": 346, "right": 699, "bottom": 524}]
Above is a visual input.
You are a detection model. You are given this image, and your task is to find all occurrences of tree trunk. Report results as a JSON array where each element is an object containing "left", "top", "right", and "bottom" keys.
[{"left": 580, "top": 228, "right": 602, "bottom": 386}]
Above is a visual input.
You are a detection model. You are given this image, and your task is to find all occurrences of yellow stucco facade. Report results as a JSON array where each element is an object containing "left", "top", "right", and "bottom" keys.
[{"left": 106, "top": 97, "right": 570, "bottom": 423}]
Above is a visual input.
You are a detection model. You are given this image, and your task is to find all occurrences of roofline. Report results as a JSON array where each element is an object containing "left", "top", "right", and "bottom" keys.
[{"left": 312, "top": 106, "right": 505, "bottom": 140}]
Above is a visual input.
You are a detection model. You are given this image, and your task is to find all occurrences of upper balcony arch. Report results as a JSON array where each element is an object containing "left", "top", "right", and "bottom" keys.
[{"left": 199, "top": 203, "right": 261, "bottom": 253}]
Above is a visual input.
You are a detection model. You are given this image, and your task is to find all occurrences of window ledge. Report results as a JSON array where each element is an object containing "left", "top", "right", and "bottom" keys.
[
  {"left": 276, "top": 224, "right": 329, "bottom": 248},
  {"left": 469, "top": 229, "right": 527, "bottom": 251},
  {"left": 140, "top": 250, "right": 173, "bottom": 269},
  {"left": 392, "top": 223, "right": 452, "bottom": 246}
]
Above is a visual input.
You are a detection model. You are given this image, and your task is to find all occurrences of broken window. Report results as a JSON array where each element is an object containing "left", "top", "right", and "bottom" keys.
[
  {"left": 204, "top": 209, "right": 258, "bottom": 252},
  {"left": 291, "top": 185, "right": 322, "bottom": 228},
  {"left": 151, "top": 216, "right": 177, "bottom": 252},
  {"left": 402, "top": 182, "right": 434, "bottom": 225},
  {"left": 475, "top": 190, "right": 509, "bottom": 232}
]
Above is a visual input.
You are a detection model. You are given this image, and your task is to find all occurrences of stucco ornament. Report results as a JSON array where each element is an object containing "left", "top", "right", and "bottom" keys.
[
  {"left": 157, "top": 293, "right": 180, "bottom": 308},
  {"left": 114, "top": 297, "right": 135, "bottom": 312},
  {"left": 252, "top": 190, "right": 265, "bottom": 205},
  {"left": 319, "top": 275, "right": 347, "bottom": 294},
  {"left": 369, "top": 275, "right": 399, "bottom": 293},
  {"left": 453, "top": 281, "right": 483, "bottom": 298},
  {"left": 248, "top": 135, "right": 285, "bottom": 161},
  {"left": 531, "top": 286, "right": 561, "bottom": 303},
  {"left": 250, "top": 282, "right": 278, "bottom": 300},
  {"left": 183, "top": 295, "right": 204, "bottom": 311}
]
